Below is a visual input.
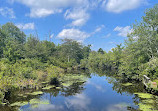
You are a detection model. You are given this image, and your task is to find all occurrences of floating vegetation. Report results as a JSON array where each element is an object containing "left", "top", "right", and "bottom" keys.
[
  {"left": 42, "top": 86, "right": 55, "bottom": 90},
  {"left": 62, "top": 82, "right": 72, "bottom": 87},
  {"left": 138, "top": 103, "right": 153, "bottom": 111},
  {"left": 10, "top": 101, "right": 28, "bottom": 107},
  {"left": 134, "top": 93, "right": 153, "bottom": 99},
  {"left": 56, "top": 87, "right": 61, "bottom": 89},
  {"left": 18, "top": 94, "right": 27, "bottom": 98},
  {"left": 122, "top": 83, "right": 133, "bottom": 86},
  {"left": 41, "top": 82, "right": 49, "bottom": 84},
  {"left": 26, "top": 91, "right": 43, "bottom": 96},
  {"left": 141, "top": 99, "right": 155, "bottom": 104},
  {"left": 29, "top": 98, "right": 49, "bottom": 105},
  {"left": 29, "top": 99, "right": 50, "bottom": 109},
  {"left": 60, "top": 74, "right": 88, "bottom": 87}
]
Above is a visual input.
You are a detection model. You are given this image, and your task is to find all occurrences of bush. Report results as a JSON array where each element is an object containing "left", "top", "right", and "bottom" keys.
[{"left": 138, "top": 57, "right": 158, "bottom": 80}]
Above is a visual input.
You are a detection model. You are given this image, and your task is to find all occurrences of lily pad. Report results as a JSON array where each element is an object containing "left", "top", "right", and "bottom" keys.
[
  {"left": 26, "top": 91, "right": 43, "bottom": 96},
  {"left": 62, "top": 82, "right": 73, "bottom": 87},
  {"left": 138, "top": 103, "right": 153, "bottom": 111},
  {"left": 42, "top": 86, "right": 55, "bottom": 90},
  {"left": 56, "top": 87, "right": 61, "bottom": 89},
  {"left": 29, "top": 99, "right": 49, "bottom": 105},
  {"left": 10, "top": 101, "right": 28, "bottom": 107},
  {"left": 134, "top": 93, "right": 153, "bottom": 99},
  {"left": 18, "top": 94, "right": 27, "bottom": 98},
  {"left": 142, "top": 99, "right": 155, "bottom": 104},
  {"left": 122, "top": 83, "right": 133, "bottom": 86},
  {"left": 29, "top": 99, "right": 50, "bottom": 109}
]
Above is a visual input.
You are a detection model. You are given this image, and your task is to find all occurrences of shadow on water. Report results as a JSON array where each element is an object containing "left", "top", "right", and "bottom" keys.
[{"left": 0, "top": 69, "right": 158, "bottom": 111}]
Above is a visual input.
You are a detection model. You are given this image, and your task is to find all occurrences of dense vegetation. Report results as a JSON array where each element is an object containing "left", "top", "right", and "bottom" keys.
[
  {"left": 0, "top": 4, "right": 158, "bottom": 105},
  {"left": 81, "top": 4, "right": 158, "bottom": 82},
  {"left": 0, "top": 23, "right": 91, "bottom": 103}
]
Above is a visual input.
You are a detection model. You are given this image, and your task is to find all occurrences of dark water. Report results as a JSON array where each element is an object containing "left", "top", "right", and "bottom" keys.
[{"left": 0, "top": 73, "right": 158, "bottom": 111}]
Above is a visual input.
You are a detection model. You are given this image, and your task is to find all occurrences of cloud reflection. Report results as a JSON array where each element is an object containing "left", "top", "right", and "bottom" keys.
[
  {"left": 87, "top": 80, "right": 106, "bottom": 92},
  {"left": 32, "top": 104, "right": 64, "bottom": 111},
  {"left": 65, "top": 93, "right": 91, "bottom": 111},
  {"left": 106, "top": 103, "right": 129, "bottom": 111}
]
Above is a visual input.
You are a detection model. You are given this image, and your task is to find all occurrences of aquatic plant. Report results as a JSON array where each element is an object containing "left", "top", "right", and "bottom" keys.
[
  {"left": 138, "top": 103, "right": 153, "bottom": 111},
  {"left": 10, "top": 101, "right": 28, "bottom": 107},
  {"left": 134, "top": 93, "right": 153, "bottom": 99},
  {"left": 42, "top": 86, "right": 55, "bottom": 90},
  {"left": 26, "top": 91, "right": 43, "bottom": 96},
  {"left": 122, "top": 83, "right": 133, "bottom": 86}
]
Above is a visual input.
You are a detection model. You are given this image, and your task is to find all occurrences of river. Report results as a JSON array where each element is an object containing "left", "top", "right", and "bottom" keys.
[{"left": 1, "top": 73, "right": 158, "bottom": 111}]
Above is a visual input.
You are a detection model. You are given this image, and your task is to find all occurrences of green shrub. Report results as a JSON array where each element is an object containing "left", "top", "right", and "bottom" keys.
[{"left": 138, "top": 57, "right": 158, "bottom": 80}]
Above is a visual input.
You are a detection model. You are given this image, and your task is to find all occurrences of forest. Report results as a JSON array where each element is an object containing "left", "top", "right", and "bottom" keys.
[{"left": 0, "top": 3, "right": 158, "bottom": 107}]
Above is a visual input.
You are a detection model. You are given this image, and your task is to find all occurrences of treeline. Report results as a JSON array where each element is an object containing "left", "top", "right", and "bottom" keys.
[
  {"left": 81, "top": 4, "right": 158, "bottom": 81},
  {"left": 0, "top": 23, "right": 91, "bottom": 67},
  {"left": 0, "top": 22, "right": 91, "bottom": 103}
]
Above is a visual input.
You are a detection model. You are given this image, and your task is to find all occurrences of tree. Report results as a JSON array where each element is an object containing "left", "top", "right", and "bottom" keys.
[
  {"left": 0, "top": 28, "right": 6, "bottom": 58},
  {"left": 60, "top": 39, "right": 84, "bottom": 63},
  {"left": 118, "top": 4, "right": 158, "bottom": 79},
  {"left": 1, "top": 23, "right": 26, "bottom": 62},
  {"left": 1, "top": 22, "right": 26, "bottom": 44},
  {"left": 82, "top": 45, "right": 91, "bottom": 58},
  {"left": 98, "top": 48, "right": 104, "bottom": 54},
  {"left": 111, "top": 44, "right": 124, "bottom": 69},
  {"left": 24, "top": 35, "right": 41, "bottom": 58}
]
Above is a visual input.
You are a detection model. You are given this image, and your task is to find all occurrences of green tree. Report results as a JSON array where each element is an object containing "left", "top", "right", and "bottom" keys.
[
  {"left": 98, "top": 48, "right": 104, "bottom": 54},
  {"left": 1, "top": 23, "right": 26, "bottom": 62},
  {"left": 60, "top": 39, "right": 84, "bottom": 64}
]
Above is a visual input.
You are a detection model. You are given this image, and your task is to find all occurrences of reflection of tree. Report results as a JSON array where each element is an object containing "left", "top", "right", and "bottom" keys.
[
  {"left": 61, "top": 82, "right": 86, "bottom": 97},
  {"left": 91, "top": 68, "right": 151, "bottom": 111},
  {"left": 89, "top": 67, "right": 116, "bottom": 77}
]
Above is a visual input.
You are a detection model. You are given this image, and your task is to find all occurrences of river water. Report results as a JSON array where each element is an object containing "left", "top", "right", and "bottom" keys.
[{"left": 1, "top": 73, "right": 158, "bottom": 111}]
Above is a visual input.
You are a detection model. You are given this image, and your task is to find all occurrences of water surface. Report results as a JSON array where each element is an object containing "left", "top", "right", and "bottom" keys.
[{"left": 1, "top": 73, "right": 158, "bottom": 111}]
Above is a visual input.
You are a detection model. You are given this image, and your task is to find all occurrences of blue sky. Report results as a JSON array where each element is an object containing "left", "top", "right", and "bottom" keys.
[{"left": 0, "top": 0, "right": 157, "bottom": 51}]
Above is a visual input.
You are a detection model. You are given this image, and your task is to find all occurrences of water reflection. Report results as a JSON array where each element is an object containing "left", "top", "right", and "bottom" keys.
[
  {"left": 87, "top": 80, "right": 106, "bottom": 92},
  {"left": 1, "top": 71, "right": 158, "bottom": 111},
  {"left": 106, "top": 103, "right": 130, "bottom": 111},
  {"left": 65, "top": 93, "right": 90, "bottom": 111}
]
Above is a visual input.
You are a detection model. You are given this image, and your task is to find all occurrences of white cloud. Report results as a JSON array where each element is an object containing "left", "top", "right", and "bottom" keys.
[
  {"left": 0, "top": 7, "right": 15, "bottom": 18},
  {"left": 105, "top": 33, "right": 111, "bottom": 38},
  {"left": 57, "top": 28, "right": 90, "bottom": 42},
  {"left": 91, "top": 25, "right": 105, "bottom": 35},
  {"left": 114, "top": 26, "right": 132, "bottom": 37},
  {"left": 28, "top": 8, "right": 62, "bottom": 18},
  {"left": 14, "top": 0, "right": 90, "bottom": 18},
  {"left": 102, "top": 0, "right": 146, "bottom": 13},
  {"left": 64, "top": 8, "right": 89, "bottom": 27},
  {"left": 94, "top": 25, "right": 105, "bottom": 33},
  {"left": 16, "top": 23, "right": 35, "bottom": 30},
  {"left": 57, "top": 25, "right": 105, "bottom": 42}
]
